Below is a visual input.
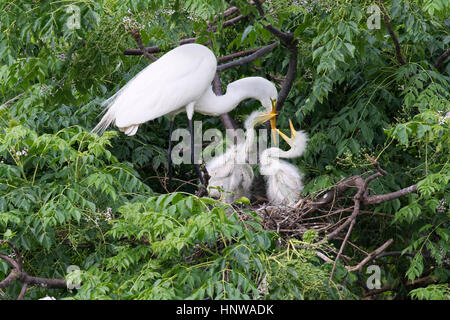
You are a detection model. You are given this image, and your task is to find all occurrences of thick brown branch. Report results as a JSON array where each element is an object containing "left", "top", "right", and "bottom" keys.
[
  {"left": 18, "top": 273, "right": 67, "bottom": 289},
  {"left": 308, "top": 176, "right": 364, "bottom": 212},
  {"left": 434, "top": 48, "right": 450, "bottom": 69},
  {"left": 253, "top": 0, "right": 294, "bottom": 44},
  {"left": 0, "top": 254, "right": 20, "bottom": 271},
  {"left": 217, "top": 14, "right": 246, "bottom": 29},
  {"left": 375, "top": 250, "right": 417, "bottom": 259},
  {"left": 307, "top": 161, "right": 417, "bottom": 214},
  {"left": 275, "top": 42, "right": 298, "bottom": 112},
  {"left": 379, "top": 0, "right": 406, "bottom": 65},
  {"left": 0, "top": 269, "right": 18, "bottom": 289},
  {"left": 364, "top": 184, "right": 417, "bottom": 205},
  {"left": 0, "top": 240, "right": 23, "bottom": 268},
  {"left": 129, "top": 29, "right": 157, "bottom": 62},
  {"left": 252, "top": 0, "right": 298, "bottom": 112},
  {"left": 0, "top": 240, "right": 67, "bottom": 295}
]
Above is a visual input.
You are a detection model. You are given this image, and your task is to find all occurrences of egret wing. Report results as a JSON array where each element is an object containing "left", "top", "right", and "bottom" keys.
[{"left": 93, "top": 44, "right": 217, "bottom": 133}]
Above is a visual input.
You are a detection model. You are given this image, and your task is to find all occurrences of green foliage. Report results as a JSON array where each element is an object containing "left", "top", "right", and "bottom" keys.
[
  {"left": 409, "top": 284, "right": 450, "bottom": 300},
  {"left": 0, "top": 125, "right": 151, "bottom": 298},
  {"left": 67, "top": 194, "right": 343, "bottom": 300}
]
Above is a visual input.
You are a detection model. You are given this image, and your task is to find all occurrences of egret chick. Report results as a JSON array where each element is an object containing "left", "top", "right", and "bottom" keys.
[
  {"left": 207, "top": 110, "right": 276, "bottom": 203},
  {"left": 260, "top": 120, "right": 308, "bottom": 206}
]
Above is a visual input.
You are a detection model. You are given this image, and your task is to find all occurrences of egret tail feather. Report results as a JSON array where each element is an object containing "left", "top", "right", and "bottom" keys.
[{"left": 91, "top": 107, "right": 117, "bottom": 135}]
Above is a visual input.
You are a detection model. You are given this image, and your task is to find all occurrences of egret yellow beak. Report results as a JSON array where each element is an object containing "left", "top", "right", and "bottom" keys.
[
  {"left": 276, "top": 119, "right": 297, "bottom": 146},
  {"left": 270, "top": 99, "right": 277, "bottom": 130}
]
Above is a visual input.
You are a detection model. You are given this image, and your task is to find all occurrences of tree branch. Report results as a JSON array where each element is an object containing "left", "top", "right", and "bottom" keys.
[
  {"left": 253, "top": 0, "right": 294, "bottom": 44},
  {"left": 207, "top": 6, "right": 240, "bottom": 28},
  {"left": 129, "top": 29, "right": 157, "bottom": 62},
  {"left": 17, "top": 282, "right": 28, "bottom": 300},
  {"left": 218, "top": 47, "right": 261, "bottom": 63},
  {"left": 275, "top": 42, "right": 298, "bottom": 112},
  {"left": 434, "top": 48, "right": 450, "bottom": 70},
  {"left": 0, "top": 240, "right": 67, "bottom": 298},
  {"left": 364, "top": 184, "right": 417, "bottom": 205},
  {"left": 124, "top": 9, "right": 246, "bottom": 57},
  {"left": 379, "top": 0, "right": 406, "bottom": 65},
  {"left": 252, "top": 0, "right": 298, "bottom": 113},
  {"left": 348, "top": 239, "right": 394, "bottom": 272},
  {"left": 217, "top": 42, "right": 279, "bottom": 71},
  {"left": 328, "top": 182, "right": 365, "bottom": 280},
  {"left": 295, "top": 160, "right": 414, "bottom": 281}
]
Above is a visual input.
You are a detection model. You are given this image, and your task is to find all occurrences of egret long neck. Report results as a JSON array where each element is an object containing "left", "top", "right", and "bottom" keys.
[{"left": 195, "top": 86, "right": 255, "bottom": 116}]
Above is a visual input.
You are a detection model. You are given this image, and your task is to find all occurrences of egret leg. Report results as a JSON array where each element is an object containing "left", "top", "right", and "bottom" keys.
[
  {"left": 167, "top": 119, "right": 174, "bottom": 185},
  {"left": 188, "top": 118, "right": 205, "bottom": 185}
]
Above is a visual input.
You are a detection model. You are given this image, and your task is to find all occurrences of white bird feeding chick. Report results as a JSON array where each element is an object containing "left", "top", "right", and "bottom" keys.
[
  {"left": 206, "top": 110, "right": 277, "bottom": 203},
  {"left": 260, "top": 120, "right": 308, "bottom": 206},
  {"left": 92, "top": 43, "right": 278, "bottom": 184}
]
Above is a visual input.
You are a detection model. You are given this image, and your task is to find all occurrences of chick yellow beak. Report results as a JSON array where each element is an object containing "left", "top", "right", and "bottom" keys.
[
  {"left": 276, "top": 119, "right": 297, "bottom": 146},
  {"left": 270, "top": 99, "right": 278, "bottom": 142},
  {"left": 253, "top": 110, "right": 277, "bottom": 125}
]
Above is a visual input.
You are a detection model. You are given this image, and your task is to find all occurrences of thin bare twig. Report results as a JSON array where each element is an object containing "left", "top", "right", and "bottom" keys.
[
  {"left": 217, "top": 42, "right": 279, "bottom": 71},
  {"left": 124, "top": 8, "right": 245, "bottom": 57},
  {"left": 348, "top": 239, "right": 394, "bottom": 272}
]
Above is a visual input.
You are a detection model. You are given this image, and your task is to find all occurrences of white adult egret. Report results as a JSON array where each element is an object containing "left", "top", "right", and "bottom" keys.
[
  {"left": 92, "top": 43, "right": 279, "bottom": 184},
  {"left": 206, "top": 110, "right": 276, "bottom": 203},
  {"left": 260, "top": 120, "right": 308, "bottom": 206}
]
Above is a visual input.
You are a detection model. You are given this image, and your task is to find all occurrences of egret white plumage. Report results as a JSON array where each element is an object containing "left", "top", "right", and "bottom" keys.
[
  {"left": 92, "top": 43, "right": 279, "bottom": 184},
  {"left": 206, "top": 110, "right": 276, "bottom": 203},
  {"left": 260, "top": 120, "right": 308, "bottom": 206}
]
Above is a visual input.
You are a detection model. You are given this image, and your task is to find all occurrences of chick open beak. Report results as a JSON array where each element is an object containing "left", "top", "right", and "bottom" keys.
[
  {"left": 253, "top": 100, "right": 279, "bottom": 142},
  {"left": 253, "top": 100, "right": 278, "bottom": 126},
  {"left": 253, "top": 112, "right": 277, "bottom": 125},
  {"left": 276, "top": 119, "right": 297, "bottom": 146}
]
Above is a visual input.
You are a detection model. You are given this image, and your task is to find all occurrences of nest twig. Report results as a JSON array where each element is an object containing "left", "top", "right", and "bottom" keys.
[{"left": 237, "top": 159, "right": 417, "bottom": 280}]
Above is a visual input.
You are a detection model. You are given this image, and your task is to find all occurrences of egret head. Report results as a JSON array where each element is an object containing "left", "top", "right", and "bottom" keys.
[
  {"left": 256, "top": 79, "right": 278, "bottom": 134},
  {"left": 228, "top": 77, "right": 278, "bottom": 131},
  {"left": 276, "top": 119, "right": 309, "bottom": 156}
]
